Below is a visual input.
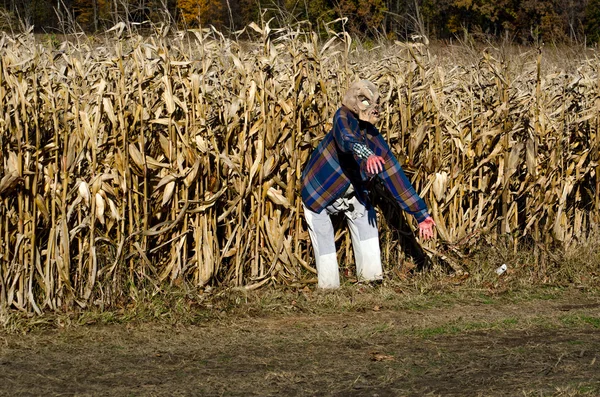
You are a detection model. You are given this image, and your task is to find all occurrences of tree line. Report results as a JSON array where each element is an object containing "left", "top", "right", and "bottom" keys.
[{"left": 7, "top": 0, "right": 600, "bottom": 43}]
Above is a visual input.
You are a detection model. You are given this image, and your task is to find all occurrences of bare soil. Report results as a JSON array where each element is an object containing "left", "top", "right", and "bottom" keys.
[{"left": 1, "top": 289, "right": 600, "bottom": 396}]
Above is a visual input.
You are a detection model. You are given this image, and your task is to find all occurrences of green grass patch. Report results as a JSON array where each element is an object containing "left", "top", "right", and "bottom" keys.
[
  {"left": 561, "top": 314, "right": 600, "bottom": 328},
  {"left": 413, "top": 318, "right": 519, "bottom": 338},
  {"left": 2, "top": 283, "right": 598, "bottom": 334},
  {"left": 502, "top": 317, "right": 519, "bottom": 325}
]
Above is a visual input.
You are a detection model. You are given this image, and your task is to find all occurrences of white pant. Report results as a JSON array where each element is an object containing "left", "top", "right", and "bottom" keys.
[{"left": 304, "top": 196, "right": 383, "bottom": 288}]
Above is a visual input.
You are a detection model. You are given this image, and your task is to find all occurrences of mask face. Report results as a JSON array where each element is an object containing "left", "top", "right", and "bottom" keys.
[{"left": 342, "top": 80, "right": 380, "bottom": 124}]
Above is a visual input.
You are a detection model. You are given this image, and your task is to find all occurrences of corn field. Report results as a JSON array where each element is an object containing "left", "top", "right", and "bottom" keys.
[{"left": 0, "top": 22, "right": 599, "bottom": 313}]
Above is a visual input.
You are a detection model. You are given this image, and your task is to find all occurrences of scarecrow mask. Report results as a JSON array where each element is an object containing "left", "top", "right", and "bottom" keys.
[{"left": 342, "top": 80, "right": 380, "bottom": 125}]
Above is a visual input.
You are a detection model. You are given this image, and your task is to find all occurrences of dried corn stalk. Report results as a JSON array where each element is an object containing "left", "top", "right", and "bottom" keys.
[{"left": 0, "top": 24, "right": 598, "bottom": 313}]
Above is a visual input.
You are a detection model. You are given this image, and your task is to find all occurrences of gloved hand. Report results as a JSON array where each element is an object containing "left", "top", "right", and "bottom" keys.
[
  {"left": 418, "top": 216, "right": 436, "bottom": 240},
  {"left": 366, "top": 155, "right": 385, "bottom": 175}
]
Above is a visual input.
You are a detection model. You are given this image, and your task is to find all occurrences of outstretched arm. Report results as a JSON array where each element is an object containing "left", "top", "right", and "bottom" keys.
[
  {"left": 378, "top": 156, "right": 430, "bottom": 222},
  {"left": 374, "top": 138, "right": 434, "bottom": 238}
]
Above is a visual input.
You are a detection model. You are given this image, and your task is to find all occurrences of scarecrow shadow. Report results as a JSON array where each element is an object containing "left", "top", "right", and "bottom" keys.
[{"left": 371, "top": 183, "right": 432, "bottom": 272}]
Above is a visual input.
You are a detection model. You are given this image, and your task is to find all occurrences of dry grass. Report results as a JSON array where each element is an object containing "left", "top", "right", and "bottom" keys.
[
  {"left": 1, "top": 287, "right": 600, "bottom": 395},
  {"left": 0, "top": 22, "right": 600, "bottom": 314}
]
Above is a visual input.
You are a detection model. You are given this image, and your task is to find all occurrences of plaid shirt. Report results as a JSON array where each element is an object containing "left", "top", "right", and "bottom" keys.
[{"left": 301, "top": 106, "right": 430, "bottom": 223}]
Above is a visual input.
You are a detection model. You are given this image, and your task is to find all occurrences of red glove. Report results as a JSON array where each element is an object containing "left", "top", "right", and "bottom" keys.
[
  {"left": 418, "top": 216, "right": 436, "bottom": 240},
  {"left": 366, "top": 155, "right": 385, "bottom": 175}
]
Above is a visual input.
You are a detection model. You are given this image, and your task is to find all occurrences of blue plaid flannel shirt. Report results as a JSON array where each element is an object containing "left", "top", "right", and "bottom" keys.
[{"left": 301, "top": 106, "right": 430, "bottom": 223}]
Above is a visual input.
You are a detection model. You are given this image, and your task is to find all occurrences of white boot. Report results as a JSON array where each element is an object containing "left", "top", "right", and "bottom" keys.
[
  {"left": 316, "top": 253, "right": 340, "bottom": 288},
  {"left": 354, "top": 237, "right": 383, "bottom": 282}
]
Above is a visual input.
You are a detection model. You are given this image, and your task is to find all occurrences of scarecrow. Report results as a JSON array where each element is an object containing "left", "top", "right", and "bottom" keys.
[{"left": 301, "top": 80, "right": 435, "bottom": 288}]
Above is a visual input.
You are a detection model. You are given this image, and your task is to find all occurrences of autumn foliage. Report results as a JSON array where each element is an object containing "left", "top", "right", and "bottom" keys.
[{"left": 4, "top": 0, "right": 600, "bottom": 43}]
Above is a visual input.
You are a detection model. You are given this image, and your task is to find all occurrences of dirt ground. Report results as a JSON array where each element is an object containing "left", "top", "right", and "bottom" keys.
[{"left": 1, "top": 289, "right": 600, "bottom": 397}]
